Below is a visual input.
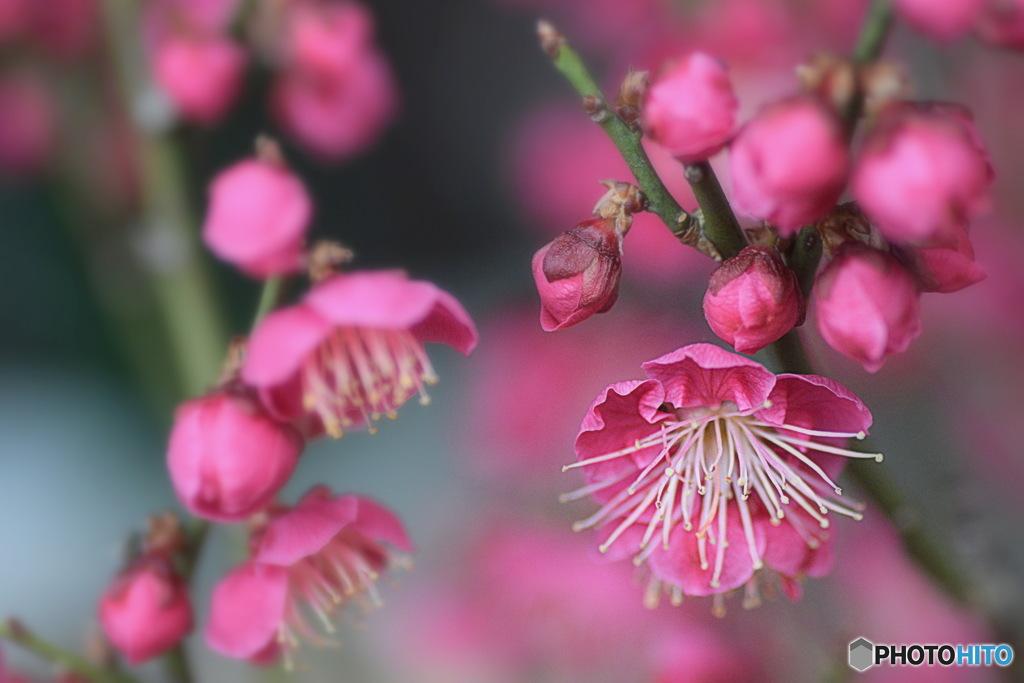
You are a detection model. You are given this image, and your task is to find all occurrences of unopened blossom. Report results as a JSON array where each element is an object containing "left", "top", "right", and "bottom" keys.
[
  {"left": 643, "top": 52, "right": 738, "bottom": 162},
  {"left": 814, "top": 245, "right": 922, "bottom": 373},
  {"left": 729, "top": 96, "right": 849, "bottom": 236},
  {"left": 167, "top": 389, "right": 303, "bottom": 522},
  {"left": 564, "top": 343, "right": 877, "bottom": 606},
  {"left": 893, "top": 0, "right": 984, "bottom": 41},
  {"left": 702, "top": 246, "right": 803, "bottom": 354},
  {"left": 153, "top": 34, "right": 246, "bottom": 125},
  {"left": 852, "top": 103, "right": 992, "bottom": 246},
  {"left": 242, "top": 270, "right": 477, "bottom": 438},
  {"left": 202, "top": 156, "right": 312, "bottom": 278},
  {"left": 206, "top": 487, "right": 412, "bottom": 665},
  {"left": 0, "top": 0, "right": 28, "bottom": 41},
  {"left": 271, "top": 0, "right": 396, "bottom": 160},
  {"left": 976, "top": 0, "right": 1024, "bottom": 49},
  {"left": 98, "top": 557, "right": 193, "bottom": 664},
  {"left": 907, "top": 222, "right": 986, "bottom": 293},
  {"left": 532, "top": 217, "right": 622, "bottom": 331}
]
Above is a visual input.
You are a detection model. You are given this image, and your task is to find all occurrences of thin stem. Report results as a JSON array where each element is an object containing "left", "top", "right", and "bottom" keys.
[
  {"left": 683, "top": 161, "right": 746, "bottom": 259},
  {"left": 787, "top": 225, "right": 823, "bottom": 301},
  {"left": 0, "top": 620, "right": 136, "bottom": 683},
  {"left": 539, "top": 22, "right": 701, "bottom": 254},
  {"left": 853, "top": 0, "right": 895, "bottom": 65},
  {"left": 252, "top": 277, "right": 284, "bottom": 329}
]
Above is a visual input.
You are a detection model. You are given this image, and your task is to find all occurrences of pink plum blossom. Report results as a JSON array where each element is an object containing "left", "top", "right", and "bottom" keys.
[
  {"left": 852, "top": 103, "right": 993, "bottom": 246},
  {"left": 153, "top": 34, "right": 246, "bottom": 125},
  {"left": 643, "top": 52, "right": 738, "bottom": 163},
  {"left": 98, "top": 557, "right": 193, "bottom": 664},
  {"left": 814, "top": 245, "right": 922, "bottom": 373},
  {"left": 893, "top": 0, "right": 985, "bottom": 41},
  {"left": 702, "top": 245, "right": 803, "bottom": 354},
  {"left": 166, "top": 389, "right": 303, "bottom": 522},
  {"left": 729, "top": 95, "right": 849, "bottom": 236},
  {"left": 202, "top": 157, "right": 312, "bottom": 278},
  {"left": 25, "top": 0, "right": 97, "bottom": 59},
  {"left": 905, "top": 223, "right": 986, "bottom": 293},
  {"left": 271, "top": 1, "right": 396, "bottom": 160},
  {"left": 0, "top": 0, "right": 29, "bottom": 41},
  {"left": 206, "top": 487, "right": 412, "bottom": 664},
  {"left": 242, "top": 270, "right": 477, "bottom": 438},
  {"left": 566, "top": 343, "right": 877, "bottom": 606},
  {"left": 532, "top": 217, "right": 622, "bottom": 331}
]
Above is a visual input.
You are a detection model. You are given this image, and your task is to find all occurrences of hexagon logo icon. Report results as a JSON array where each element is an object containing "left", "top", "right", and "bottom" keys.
[{"left": 849, "top": 637, "right": 875, "bottom": 672}]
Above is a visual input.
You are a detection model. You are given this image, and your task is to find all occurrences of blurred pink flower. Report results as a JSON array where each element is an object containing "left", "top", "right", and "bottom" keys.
[
  {"left": 906, "top": 223, "right": 986, "bottom": 293},
  {"left": 532, "top": 217, "right": 622, "bottom": 331},
  {"left": 507, "top": 103, "right": 709, "bottom": 287},
  {"left": 166, "top": 389, "right": 303, "bottom": 522},
  {"left": 206, "top": 487, "right": 412, "bottom": 664},
  {"left": 567, "top": 343, "right": 876, "bottom": 603},
  {"left": 893, "top": 0, "right": 985, "bottom": 41},
  {"left": 976, "top": 0, "right": 1024, "bottom": 48},
  {"left": 0, "top": 0, "right": 29, "bottom": 41},
  {"left": 852, "top": 103, "right": 992, "bottom": 246},
  {"left": 643, "top": 52, "right": 738, "bottom": 163},
  {"left": 272, "top": 1, "right": 396, "bottom": 160},
  {"left": 729, "top": 95, "right": 849, "bottom": 236},
  {"left": 703, "top": 245, "right": 803, "bottom": 354},
  {"left": 153, "top": 35, "right": 246, "bottom": 125},
  {"left": 464, "top": 305, "right": 696, "bottom": 486},
  {"left": 814, "top": 245, "right": 922, "bottom": 373},
  {"left": 25, "top": 0, "right": 97, "bottom": 58},
  {"left": 0, "top": 72, "right": 56, "bottom": 177},
  {"left": 202, "top": 156, "right": 312, "bottom": 278},
  {"left": 242, "top": 270, "right": 477, "bottom": 438},
  {"left": 98, "top": 557, "right": 193, "bottom": 665}
]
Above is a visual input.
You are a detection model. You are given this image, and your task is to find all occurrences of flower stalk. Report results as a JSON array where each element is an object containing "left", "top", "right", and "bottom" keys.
[{"left": 0, "top": 619, "right": 137, "bottom": 683}]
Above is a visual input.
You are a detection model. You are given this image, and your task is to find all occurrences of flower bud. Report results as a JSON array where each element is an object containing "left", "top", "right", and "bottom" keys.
[
  {"left": 98, "top": 557, "right": 193, "bottom": 665},
  {"left": 532, "top": 218, "right": 622, "bottom": 331},
  {"left": 702, "top": 246, "right": 803, "bottom": 354},
  {"left": 153, "top": 35, "right": 246, "bottom": 125},
  {"left": 814, "top": 245, "right": 921, "bottom": 373},
  {"left": 976, "top": 0, "right": 1024, "bottom": 49},
  {"left": 729, "top": 95, "right": 849, "bottom": 236},
  {"left": 202, "top": 156, "right": 312, "bottom": 278},
  {"left": 643, "top": 52, "right": 737, "bottom": 163},
  {"left": 167, "top": 389, "right": 303, "bottom": 522},
  {"left": 852, "top": 103, "right": 992, "bottom": 246},
  {"left": 893, "top": 0, "right": 984, "bottom": 41}
]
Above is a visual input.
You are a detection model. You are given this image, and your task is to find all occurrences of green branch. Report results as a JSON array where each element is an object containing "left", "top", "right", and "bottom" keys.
[
  {"left": 538, "top": 21, "right": 702, "bottom": 254},
  {"left": 0, "top": 620, "right": 136, "bottom": 683}
]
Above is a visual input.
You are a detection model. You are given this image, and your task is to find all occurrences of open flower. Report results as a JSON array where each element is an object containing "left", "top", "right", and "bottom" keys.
[
  {"left": 206, "top": 487, "right": 412, "bottom": 665},
  {"left": 564, "top": 344, "right": 879, "bottom": 606},
  {"left": 242, "top": 270, "right": 477, "bottom": 438}
]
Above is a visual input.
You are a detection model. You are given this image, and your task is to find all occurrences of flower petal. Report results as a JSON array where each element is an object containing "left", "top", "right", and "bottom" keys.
[
  {"left": 242, "top": 305, "right": 331, "bottom": 388},
  {"left": 206, "top": 562, "right": 287, "bottom": 660},
  {"left": 641, "top": 343, "right": 775, "bottom": 410},
  {"left": 255, "top": 495, "right": 358, "bottom": 566},
  {"left": 349, "top": 496, "right": 415, "bottom": 553}
]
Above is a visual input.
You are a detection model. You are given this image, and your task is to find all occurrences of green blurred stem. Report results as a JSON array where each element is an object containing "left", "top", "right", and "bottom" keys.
[
  {"left": 252, "top": 277, "right": 284, "bottom": 329},
  {"left": 100, "top": 0, "right": 228, "bottom": 399},
  {"left": 788, "top": 225, "right": 824, "bottom": 300},
  {"left": 683, "top": 161, "right": 746, "bottom": 259},
  {"left": 853, "top": 0, "right": 895, "bottom": 65},
  {"left": 540, "top": 23, "right": 698, "bottom": 251},
  {"left": 0, "top": 620, "right": 136, "bottom": 683}
]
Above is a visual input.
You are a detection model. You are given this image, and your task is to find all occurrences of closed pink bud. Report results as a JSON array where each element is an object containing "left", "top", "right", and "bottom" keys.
[
  {"left": 0, "top": 72, "right": 55, "bottom": 177},
  {"left": 532, "top": 217, "right": 622, "bottom": 331},
  {"left": 167, "top": 390, "right": 303, "bottom": 522},
  {"left": 202, "top": 158, "right": 312, "bottom": 278},
  {"left": 893, "top": 0, "right": 984, "bottom": 41},
  {"left": 814, "top": 246, "right": 921, "bottom": 373},
  {"left": 852, "top": 103, "right": 992, "bottom": 246},
  {"left": 98, "top": 557, "right": 193, "bottom": 664},
  {"left": 730, "top": 96, "right": 849, "bottom": 236},
  {"left": 702, "top": 246, "right": 803, "bottom": 354},
  {"left": 643, "top": 52, "right": 737, "bottom": 163},
  {"left": 284, "top": 1, "right": 373, "bottom": 77},
  {"left": 153, "top": 34, "right": 246, "bottom": 125}
]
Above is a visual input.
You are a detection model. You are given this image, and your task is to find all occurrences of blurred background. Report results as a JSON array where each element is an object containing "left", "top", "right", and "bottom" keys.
[{"left": 2, "top": 0, "right": 1023, "bottom": 680}]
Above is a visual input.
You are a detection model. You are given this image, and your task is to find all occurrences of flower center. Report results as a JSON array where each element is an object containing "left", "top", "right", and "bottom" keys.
[
  {"left": 274, "top": 529, "right": 411, "bottom": 669},
  {"left": 301, "top": 327, "right": 438, "bottom": 437},
  {"left": 563, "top": 400, "right": 881, "bottom": 592}
]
